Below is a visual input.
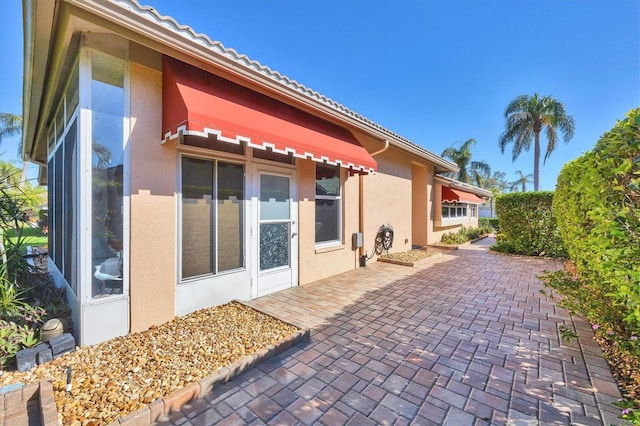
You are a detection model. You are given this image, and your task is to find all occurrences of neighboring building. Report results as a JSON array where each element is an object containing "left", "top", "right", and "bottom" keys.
[{"left": 22, "top": 0, "right": 490, "bottom": 345}]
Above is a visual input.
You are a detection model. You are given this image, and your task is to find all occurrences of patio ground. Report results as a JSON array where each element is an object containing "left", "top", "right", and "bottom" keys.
[{"left": 156, "top": 237, "right": 624, "bottom": 425}]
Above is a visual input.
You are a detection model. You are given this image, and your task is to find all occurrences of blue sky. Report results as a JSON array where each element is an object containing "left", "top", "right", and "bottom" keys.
[{"left": 1, "top": 0, "right": 638, "bottom": 190}]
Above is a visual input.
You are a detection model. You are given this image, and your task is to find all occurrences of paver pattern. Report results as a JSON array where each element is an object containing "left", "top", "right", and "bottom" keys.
[{"left": 157, "top": 238, "right": 624, "bottom": 425}]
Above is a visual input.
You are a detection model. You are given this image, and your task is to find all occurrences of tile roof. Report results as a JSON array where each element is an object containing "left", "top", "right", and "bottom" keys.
[{"left": 115, "top": 0, "right": 457, "bottom": 171}]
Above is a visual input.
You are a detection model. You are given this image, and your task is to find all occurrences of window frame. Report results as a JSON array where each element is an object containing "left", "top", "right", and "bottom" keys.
[
  {"left": 46, "top": 58, "right": 80, "bottom": 297},
  {"left": 441, "top": 202, "right": 470, "bottom": 219},
  {"left": 79, "top": 47, "right": 131, "bottom": 304},
  {"left": 178, "top": 153, "right": 247, "bottom": 283},
  {"left": 314, "top": 163, "right": 343, "bottom": 247}
]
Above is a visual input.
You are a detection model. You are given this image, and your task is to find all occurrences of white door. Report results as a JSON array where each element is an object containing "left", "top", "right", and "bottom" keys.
[{"left": 254, "top": 169, "right": 298, "bottom": 298}]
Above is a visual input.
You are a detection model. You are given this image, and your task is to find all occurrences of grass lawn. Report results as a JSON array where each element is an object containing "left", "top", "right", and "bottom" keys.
[{"left": 4, "top": 226, "right": 48, "bottom": 247}]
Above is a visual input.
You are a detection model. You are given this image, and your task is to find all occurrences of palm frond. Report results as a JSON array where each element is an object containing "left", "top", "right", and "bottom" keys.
[
  {"left": 0, "top": 113, "right": 22, "bottom": 142},
  {"left": 544, "top": 126, "right": 558, "bottom": 163}
]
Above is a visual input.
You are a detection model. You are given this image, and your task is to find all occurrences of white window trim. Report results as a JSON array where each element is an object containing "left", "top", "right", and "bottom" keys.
[
  {"left": 80, "top": 47, "right": 130, "bottom": 305},
  {"left": 315, "top": 166, "right": 343, "bottom": 248},
  {"left": 177, "top": 152, "right": 248, "bottom": 284},
  {"left": 441, "top": 202, "right": 469, "bottom": 219}
]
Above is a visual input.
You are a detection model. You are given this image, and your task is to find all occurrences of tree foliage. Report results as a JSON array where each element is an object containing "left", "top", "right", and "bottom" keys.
[
  {"left": 499, "top": 93, "right": 575, "bottom": 191},
  {"left": 509, "top": 170, "right": 533, "bottom": 192},
  {"left": 493, "top": 191, "right": 566, "bottom": 257},
  {"left": 0, "top": 113, "right": 22, "bottom": 142},
  {"left": 554, "top": 108, "right": 640, "bottom": 327},
  {"left": 441, "top": 138, "right": 490, "bottom": 184}
]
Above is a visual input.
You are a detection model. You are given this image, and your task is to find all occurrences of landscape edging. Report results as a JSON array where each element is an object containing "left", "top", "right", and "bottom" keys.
[{"left": 111, "top": 306, "right": 310, "bottom": 425}]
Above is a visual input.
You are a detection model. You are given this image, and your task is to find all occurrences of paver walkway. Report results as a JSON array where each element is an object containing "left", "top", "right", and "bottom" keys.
[{"left": 158, "top": 238, "right": 624, "bottom": 425}]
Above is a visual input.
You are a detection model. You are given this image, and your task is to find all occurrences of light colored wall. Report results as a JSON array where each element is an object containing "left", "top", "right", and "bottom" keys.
[
  {"left": 298, "top": 159, "right": 361, "bottom": 285},
  {"left": 411, "top": 163, "right": 428, "bottom": 247},
  {"left": 362, "top": 146, "right": 413, "bottom": 257},
  {"left": 129, "top": 60, "right": 177, "bottom": 333},
  {"left": 426, "top": 166, "right": 435, "bottom": 244}
]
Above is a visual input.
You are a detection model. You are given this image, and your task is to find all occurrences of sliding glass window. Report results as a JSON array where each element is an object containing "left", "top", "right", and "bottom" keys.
[{"left": 181, "top": 157, "right": 244, "bottom": 280}]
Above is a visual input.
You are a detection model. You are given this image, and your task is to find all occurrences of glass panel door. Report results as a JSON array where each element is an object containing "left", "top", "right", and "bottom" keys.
[
  {"left": 256, "top": 170, "right": 297, "bottom": 298},
  {"left": 259, "top": 174, "right": 290, "bottom": 271}
]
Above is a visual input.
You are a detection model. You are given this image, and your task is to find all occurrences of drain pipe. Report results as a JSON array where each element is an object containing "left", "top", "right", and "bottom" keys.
[
  {"left": 359, "top": 139, "right": 389, "bottom": 265},
  {"left": 369, "top": 139, "right": 390, "bottom": 157}
]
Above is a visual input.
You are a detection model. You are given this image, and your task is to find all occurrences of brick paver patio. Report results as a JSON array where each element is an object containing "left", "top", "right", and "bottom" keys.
[{"left": 157, "top": 238, "right": 624, "bottom": 425}]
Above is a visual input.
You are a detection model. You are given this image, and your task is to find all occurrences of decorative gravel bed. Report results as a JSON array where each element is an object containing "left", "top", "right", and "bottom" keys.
[
  {"left": 378, "top": 249, "right": 435, "bottom": 266},
  {"left": 0, "top": 301, "right": 300, "bottom": 425}
]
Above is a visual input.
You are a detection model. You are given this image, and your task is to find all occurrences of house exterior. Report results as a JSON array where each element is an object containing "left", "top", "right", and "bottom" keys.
[{"left": 22, "top": 0, "right": 490, "bottom": 346}]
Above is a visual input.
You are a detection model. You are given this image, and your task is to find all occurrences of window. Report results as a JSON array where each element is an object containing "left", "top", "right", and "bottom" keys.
[
  {"left": 63, "top": 121, "right": 77, "bottom": 289},
  {"left": 442, "top": 202, "right": 470, "bottom": 219},
  {"left": 470, "top": 205, "right": 477, "bottom": 218},
  {"left": 181, "top": 157, "right": 244, "bottom": 280},
  {"left": 315, "top": 164, "right": 342, "bottom": 244},
  {"left": 53, "top": 148, "right": 63, "bottom": 272},
  {"left": 91, "top": 52, "right": 125, "bottom": 298},
  {"left": 46, "top": 61, "right": 79, "bottom": 295}
]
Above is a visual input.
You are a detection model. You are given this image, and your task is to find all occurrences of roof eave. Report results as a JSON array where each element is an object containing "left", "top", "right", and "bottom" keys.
[
  {"left": 22, "top": 0, "right": 57, "bottom": 164},
  {"left": 68, "top": 0, "right": 457, "bottom": 171},
  {"left": 434, "top": 175, "right": 493, "bottom": 198}
]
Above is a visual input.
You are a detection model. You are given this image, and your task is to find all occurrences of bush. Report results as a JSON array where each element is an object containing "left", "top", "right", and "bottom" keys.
[
  {"left": 493, "top": 191, "right": 566, "bottom": 257},
  {"left": 440, "top": 226, "right": 491, "bottom": 245},
  {"left": 540, "top": 267, "right": 640, "bottom": 405},
  {"left": 478, "top": 217, "right": 499, "bottom": 232},
  {"left": 554, "top": 108, "right": 640, "bottom": 327},
  {"left": 441, "top": 228, "right": 468, "bottom": 245},
  {"left": 0, "top": 279, "right": 43, "bottom": 368},
  {"left": 37, "top": 209, "right": 48, "bottom": 225},
  {"left": 0, "top": 274, "right": 70, "bottom": 369}
]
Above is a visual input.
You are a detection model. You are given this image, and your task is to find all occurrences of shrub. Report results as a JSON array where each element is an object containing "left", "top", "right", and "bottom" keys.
[
  {"left": 0, "top": 274, "right": 70, "bottom": 369},
  {"left": 478, "top": 217, "right": 499, "bottom": 232},
  {"left": 440, "top": 226, "right": 491, "bottom": 245},
  {"left": 441, "top": 228, "right": 468, "bottom": 245},
  {"left": 493, "top": 191, "right": 566, "bottom": 257},
  {"left": 540, "top": 267, "right": 640, "bottom": 406},
  {"left": 37, "top": 209, "right": 48, "bottom": 226},
  {"left": 0, "top": 279, "right": 44, "bottom": 368},
  {"left": 554, "top": 108, "right": 640, "bottom": 327}
]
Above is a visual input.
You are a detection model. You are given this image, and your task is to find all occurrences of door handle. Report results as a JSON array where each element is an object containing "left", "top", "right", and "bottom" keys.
[{"left": 291, "top": 232, "right": 297, "bottom": 238}]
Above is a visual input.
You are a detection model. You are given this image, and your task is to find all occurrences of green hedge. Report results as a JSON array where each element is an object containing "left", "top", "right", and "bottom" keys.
[
  {"left": 554, "top": 108, "right": 640, "bottom": 327},
  {"left": 493, "top": 191, "right": 566, "bottom": 257},
  {"left": 478, "top": 217, "right": 499, "bottom": 231}
]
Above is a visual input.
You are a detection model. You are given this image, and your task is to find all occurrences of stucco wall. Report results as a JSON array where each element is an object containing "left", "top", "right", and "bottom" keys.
[
  {"left": 430, "top": 182, "right": 481, "bottom": 244},
  {"left": 362, "top": 147, "right": 413, "bottom": 258},
  {"left": 298, "top": 159, "right": 361, "bottom": 285},
  {"left": 129, "top": 60, "right": 176, "bottom": 333},
  {"left": 411, "top": 163, "right": 428, "bottom": 247}
]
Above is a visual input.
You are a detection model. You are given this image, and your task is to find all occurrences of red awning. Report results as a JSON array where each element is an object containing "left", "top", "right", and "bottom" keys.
[
  {"left": 442, "top": 186, "right": 486, "bottom": 204},
  {"left": 162, "top": 57, "right": 377, "bottom": 173}
]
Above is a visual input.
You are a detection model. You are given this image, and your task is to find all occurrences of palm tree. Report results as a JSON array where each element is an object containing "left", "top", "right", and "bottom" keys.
[
  {"left": 0, "top": 113, "right": 22, "bottom": 142},
  {"left": 92, "top": 142, "right": 113, "bottom": 169},
  {"left": 0, "top": 113, "right": 28, "bottom": 185},
  {"left": 441, "top": 138, "right": 490, "bottom": 184},
  {"left": 509, "top": 170, "right": 533, "bottom": 192},
  {"left": 499, "top": 94, "right": 575, "bottom": 191}
]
